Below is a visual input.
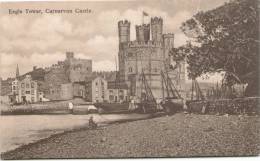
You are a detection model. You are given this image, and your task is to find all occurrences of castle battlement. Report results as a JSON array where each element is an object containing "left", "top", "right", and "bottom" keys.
[
  {"left": 51, "top": 63, "right": 65, "bottom": 69},
  {"left": 135, "top": 24, "right": 150, "bottom": 28},
  {"left": 151, "top": 17, "right": 163, "bottom": 24},
  {"left": 118, "top": 20, "right": 131, "bottom": 26},
  {"left": 127, "top": 40, "right": 162, "bottom": 48}
]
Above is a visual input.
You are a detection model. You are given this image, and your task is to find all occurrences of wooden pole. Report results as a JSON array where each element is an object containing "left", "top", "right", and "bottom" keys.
[{"left": 191, "top": 79, "right": 194, "bottom": 101}]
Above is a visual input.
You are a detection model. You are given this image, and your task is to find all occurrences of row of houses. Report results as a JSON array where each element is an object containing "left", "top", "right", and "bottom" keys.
[
  {"left": 8, "top": 74, "right": 128, "bottom": 104},
  {"left": 0, "top": 52, "right": 129, "bottom": 104}
]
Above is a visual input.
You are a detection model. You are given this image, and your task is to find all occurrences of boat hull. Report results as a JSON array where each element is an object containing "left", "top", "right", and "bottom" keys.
[
  {"left": 94, "top": 102, "right": 130, "bottom": 114},
  {"left": 161, "top": 99, "right": 183, "bottom": 114}
]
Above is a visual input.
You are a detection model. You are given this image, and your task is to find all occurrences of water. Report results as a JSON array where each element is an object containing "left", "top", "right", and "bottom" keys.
[{"left": 0, "top": 114, "right": 149, "bottom": 153}]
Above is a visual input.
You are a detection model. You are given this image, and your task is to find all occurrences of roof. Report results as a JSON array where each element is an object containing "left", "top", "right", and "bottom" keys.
[
  {"left": 91, "top": 71, "right": 117, "bottom": 82},
  {"left": 107, "top": 81, "right": 128, "bottom": 89},
  {"left": 85, "top": 75, "right": 105, "bottom": 82}
]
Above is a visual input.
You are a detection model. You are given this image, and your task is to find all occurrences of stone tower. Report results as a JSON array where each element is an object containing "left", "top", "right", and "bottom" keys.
[
  {"left": 16, "top": 64, "right": 19, "bottom": 78},
  {"left": 151, "top": 17, "right": 163, "bottom": 42},
  {"left": 66, "top": 51, "right": 74, "bottom": 60},
  {"left": 163, "top": 33, "right": 174, "bottom": 68},
  {"left": 118, "top": 20, "right": 130, "bottom": 44},
  {"left": 135, "top": 24, "right": 150, "bottom": 43}
]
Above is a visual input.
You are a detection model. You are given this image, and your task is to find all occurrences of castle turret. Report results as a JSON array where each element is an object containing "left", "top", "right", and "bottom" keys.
[
  {"left": 151, "top": 17, "right": 163, "bottom": 42},
  {"left": 135, "top": 24, "right": 150, "bottom": 43},
  {"left": 163, "top": 33, "right": 174, "bottom": 49},
  {"left": 118, "top": 20, "right": 130, "bottom": 43}
]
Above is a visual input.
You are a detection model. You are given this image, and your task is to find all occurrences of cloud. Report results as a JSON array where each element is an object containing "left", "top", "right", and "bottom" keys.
[
  {"left": 0, "top": 16, "right": 28, "bottom": 38},
  {"left": 0, "top": 5, "right": 193, "bottom": 79},
  {"left": 164, "top": 10, "right": 192, "bottom": 33},
  {"left": 0, "top": 15, "right": 73, "bottom": 53},
  {"left": 93, "top": 60, "right": 116, "bottom": 71},
  {"left": 85, "top": 36, "right": 118, "bottom": 61},
  {"left": 30, "top": 15, "right": 73, "bottom": 37},
  {"left": 73, "top": 7, "right": 192, "bottom": 40},
  {"left": 174, "top": 33, "right": 189, "bottom": 47}
]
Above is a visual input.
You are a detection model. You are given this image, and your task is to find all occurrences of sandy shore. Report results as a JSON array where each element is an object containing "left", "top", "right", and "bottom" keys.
[{"left": 1, "top": 113, "right": 259, "bottom": 159}]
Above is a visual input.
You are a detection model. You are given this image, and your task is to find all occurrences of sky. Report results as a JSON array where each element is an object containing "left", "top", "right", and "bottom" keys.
[{"left": 0, "top": 0, "right": 228, "bottom": 81}]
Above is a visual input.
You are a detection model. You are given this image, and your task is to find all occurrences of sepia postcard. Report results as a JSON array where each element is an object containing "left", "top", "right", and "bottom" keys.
[{"left": 0, "top": 0, "right": 259, "bottom": 159}]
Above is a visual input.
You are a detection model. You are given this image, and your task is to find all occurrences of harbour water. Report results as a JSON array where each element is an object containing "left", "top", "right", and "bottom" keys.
[{"left": 0, "top": 114, "right": 149, "bottom": 153}]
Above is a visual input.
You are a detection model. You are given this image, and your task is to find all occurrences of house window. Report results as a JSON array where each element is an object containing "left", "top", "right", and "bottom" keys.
[
  {"left": 128, "top": 52, "right": 133, "bottom": 57},
  {"left": 13, "top": 86, "right": 16, "bottom": 90},
  {"left": 25, "top": 91, "right": 30, "bottom": 94},
  {"left": 109, "top": 95, "right": 114, "bottom": 101},
  {"left": 21, "top": 83, "right": 25, "bottom": 88},
  {"left": 31, "top": 82, "right": 34, "bottom": 88},
  {"left": 96, "top": 82, "right": 98, "bottom": 86},
  {"left": 109, "top": 90, "right": 113, "bottom": 94},
  {"left": 26, "top": 83, "right": 29, "bottom": 88},
  {"left": 129, "top": 67, "right": 133, "bottom": 73},
  {"left": 31, "top": 90, "right": 34, "bottom": 95}
]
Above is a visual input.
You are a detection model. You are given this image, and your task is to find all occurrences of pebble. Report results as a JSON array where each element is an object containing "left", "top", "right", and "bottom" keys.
[
  {"left": 101, "top": 137, "right": 107, "bottom": 142},
  {"left": 1, "top": 113, "right": 259, "bottom": 159}
]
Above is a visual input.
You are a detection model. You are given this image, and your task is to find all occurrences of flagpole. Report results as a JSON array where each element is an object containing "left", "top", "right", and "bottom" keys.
[{"left": 142, "top": 12, "right": 144, "bottom": 25}]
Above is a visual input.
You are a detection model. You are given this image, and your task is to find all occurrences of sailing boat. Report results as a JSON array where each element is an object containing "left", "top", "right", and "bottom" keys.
[
  {"left": 134, "top": 70, "right": 158, "bottom": 113},
  {"left": 160, "top": 71, "right": 183, "bottom": 114}
]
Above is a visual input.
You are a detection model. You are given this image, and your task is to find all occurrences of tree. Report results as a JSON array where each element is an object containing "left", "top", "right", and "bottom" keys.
[{"left": 172, "top": 0, "right": 259, "bottom": 96}]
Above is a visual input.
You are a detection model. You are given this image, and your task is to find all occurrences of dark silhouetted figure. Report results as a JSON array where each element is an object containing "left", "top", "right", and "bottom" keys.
[{"left": 89, "top": 116, "right": 97, "bottom": 129}]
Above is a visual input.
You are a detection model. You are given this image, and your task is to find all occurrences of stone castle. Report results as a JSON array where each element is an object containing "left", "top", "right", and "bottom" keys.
[
  {"left": 43, "top": 52, "right": 92, "bottom": 100},
  {"left": 118, "top": 17, "right": 185, "bottom": 99},
  {"left": 1, "top": 17, "right": 186, "bottom": 103}
]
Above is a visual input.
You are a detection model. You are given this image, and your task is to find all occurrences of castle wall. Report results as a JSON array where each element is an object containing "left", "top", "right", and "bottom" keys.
[
  {"left": 132, "top": 74, "right": 164, "bottom": 100},
  {"left": 73, "top": 83, "right": 86, "bottom": 98},
  {"left": 60, "top": 83, "right": 73, "bottom": 100},
  {"left": 66, "top": 58, "right": 92, "bottom": 82},
  {"left": 118, "top": 41, "right": 164, "bottom": 81},
  {"left": 119, "top": 42, "right": 165, "bottom": 99}
]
